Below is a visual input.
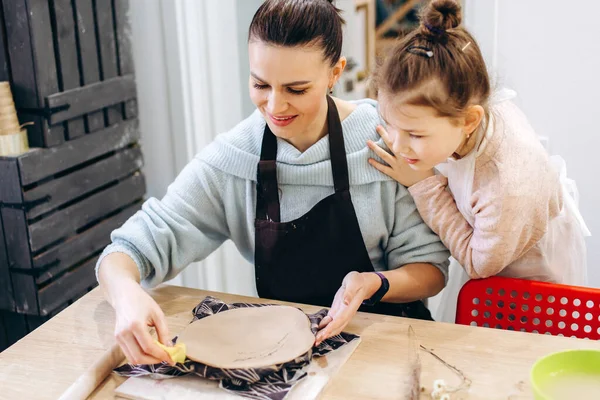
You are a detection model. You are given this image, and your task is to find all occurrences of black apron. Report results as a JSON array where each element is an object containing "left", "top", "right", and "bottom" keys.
[{"left": 254, "top": 96, "right": 432, "bottom": 320}]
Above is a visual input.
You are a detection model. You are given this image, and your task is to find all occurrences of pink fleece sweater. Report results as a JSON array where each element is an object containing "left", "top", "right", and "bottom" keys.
[{"left": 408, "top": 101, "right": 564, "bottom": 281}]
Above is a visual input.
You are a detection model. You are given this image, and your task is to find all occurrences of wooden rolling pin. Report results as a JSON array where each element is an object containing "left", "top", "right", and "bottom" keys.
[{"left": 58, "top": 342, "right": 124, "bottom": 400}]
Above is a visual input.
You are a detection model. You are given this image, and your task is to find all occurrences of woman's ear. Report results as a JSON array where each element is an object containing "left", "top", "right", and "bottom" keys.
[
  {"left": 330, "top": 56, "right": 347, "bottom": 87},
  {"left": 464, "top": 105, "right": 485, "bottom": 135}
]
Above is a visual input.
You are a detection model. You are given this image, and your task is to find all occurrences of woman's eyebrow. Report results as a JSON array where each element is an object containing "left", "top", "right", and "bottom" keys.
[{"left": 250, "top": 72, "right": 311, "bottom": 86}]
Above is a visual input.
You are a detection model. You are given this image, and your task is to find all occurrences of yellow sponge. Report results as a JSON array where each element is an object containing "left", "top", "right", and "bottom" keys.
[{"left": 155, "top": 340, "right": 187, "bottom": 364}]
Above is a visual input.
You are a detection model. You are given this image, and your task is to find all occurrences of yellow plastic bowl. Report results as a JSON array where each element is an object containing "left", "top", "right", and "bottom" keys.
[{"left": 530, "top": 349, "right": 600, "bottom": 399}]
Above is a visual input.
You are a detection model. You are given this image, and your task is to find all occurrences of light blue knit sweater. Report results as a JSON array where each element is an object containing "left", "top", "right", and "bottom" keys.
[{"left": 96, "top": 99, "right": 450, "bottom": 288}]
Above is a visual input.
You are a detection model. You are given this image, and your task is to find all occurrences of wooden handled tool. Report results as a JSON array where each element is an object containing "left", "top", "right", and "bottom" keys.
[
  {"left": 58, "top": 342, "right": 125, "bottom": 400},
  {"left": 0, "top": 81, "right": 29, "bottom": 156}
]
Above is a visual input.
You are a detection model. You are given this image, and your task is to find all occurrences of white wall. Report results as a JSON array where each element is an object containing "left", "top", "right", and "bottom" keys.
[
  {"left": 236, "top": 0, "right": 263, "bottom": 117},
  {"left": 128, "top": 0, "right": 183, "bottom": 286},
  {"left": 129, "top": 0, "right": 256, "bottom": 294},
  {"left": 128, "top": 0, "right": 177, "bottom": 201},
  {"left": 465, "top": 1, "right": 600, "bottom": 287}
]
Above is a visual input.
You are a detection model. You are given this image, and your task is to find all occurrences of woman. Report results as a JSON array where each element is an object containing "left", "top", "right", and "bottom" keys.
[{"left": 96, "top": 0, "right": 450, "bottom": 366}]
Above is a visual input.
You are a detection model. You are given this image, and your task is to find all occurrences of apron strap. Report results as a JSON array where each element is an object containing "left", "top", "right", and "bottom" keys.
[
  {"left": 256, "top": 96, "right": 351, "bottom": 222},
  {"left": 257, "top": 128, "right": 280, "bottom": 222},
  {"left": 326, "top": 96, "right": 350, "bottom": 193}
]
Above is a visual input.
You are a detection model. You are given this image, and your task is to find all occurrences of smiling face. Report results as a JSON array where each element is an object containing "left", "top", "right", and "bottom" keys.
[
  {"left": 378, "top": 90, "right": 484, "bottom": 170},
  {"left": 248, "top": 40, "right": 344, "bottom": 152}
]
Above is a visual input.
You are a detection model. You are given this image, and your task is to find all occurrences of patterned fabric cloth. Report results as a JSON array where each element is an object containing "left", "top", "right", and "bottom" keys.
[{"left": 114, "top": 296, "right": 359, "bottom": 400}]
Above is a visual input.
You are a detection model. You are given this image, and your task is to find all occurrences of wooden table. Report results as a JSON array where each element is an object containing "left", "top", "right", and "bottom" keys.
[{"left": 1, "top": 285, "right": 599, "bottom": 400}]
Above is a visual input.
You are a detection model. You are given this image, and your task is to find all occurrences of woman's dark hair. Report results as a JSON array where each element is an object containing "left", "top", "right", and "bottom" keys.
[{"left": 248, "top": 0, "right": 344, "bottom": 67}]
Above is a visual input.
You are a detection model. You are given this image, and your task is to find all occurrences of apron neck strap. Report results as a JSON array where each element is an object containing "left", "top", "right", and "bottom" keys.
[
  {"left": 256, "top": 96, "right": 350, "bottom": 221},
  {"left": 257, "top": 130, "right": 280, "bottom": 222},
  {"left": 326, "top": 95, "right": 350, "bottom": 193}
]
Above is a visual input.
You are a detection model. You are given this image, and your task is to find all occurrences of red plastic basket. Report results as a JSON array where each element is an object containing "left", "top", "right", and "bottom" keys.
[{"left": 456, "top": 276, "right": 600, "bottom": 339}]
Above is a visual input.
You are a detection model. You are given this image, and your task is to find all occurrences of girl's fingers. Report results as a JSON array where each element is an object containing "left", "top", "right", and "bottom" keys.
[
  {"left": 376, "top": 125, "right": 394, "bottom": 148},
  {"left": 367, "top": 140, "right": 395, "bottom": 164},
  {"left": 368, "top": 158, "right": 395, "bottom": 178}
]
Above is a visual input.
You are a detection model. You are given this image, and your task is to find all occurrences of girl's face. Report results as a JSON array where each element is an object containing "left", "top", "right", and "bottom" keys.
[
  {"left": 379, "top": 91, "right": 482, "bottom": 170},
  {"left": 248, "top": 40, "right": 344, "bottom": 152}
]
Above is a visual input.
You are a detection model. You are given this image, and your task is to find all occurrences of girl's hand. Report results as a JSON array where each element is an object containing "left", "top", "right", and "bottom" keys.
[{"left": 367, "top": 125, "right": 434, "bottom": 187}]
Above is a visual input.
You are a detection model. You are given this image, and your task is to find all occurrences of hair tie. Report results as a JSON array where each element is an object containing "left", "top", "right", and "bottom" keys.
[{"left": 424, "top": 23, "right": 445, "bottom": 35}]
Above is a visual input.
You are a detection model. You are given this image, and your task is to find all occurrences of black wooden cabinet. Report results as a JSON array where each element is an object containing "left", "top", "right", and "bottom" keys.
[
  {"left": 0, "top": 0, "right": 145, "bottom": 351},
  {"left": 2, "top": 0, "right": 138, "bottom": 147}
]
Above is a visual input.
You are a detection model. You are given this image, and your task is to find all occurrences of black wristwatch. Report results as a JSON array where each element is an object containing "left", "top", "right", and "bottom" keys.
[{"left": 362, "top": 271, "right": 390, "bottom": 306}]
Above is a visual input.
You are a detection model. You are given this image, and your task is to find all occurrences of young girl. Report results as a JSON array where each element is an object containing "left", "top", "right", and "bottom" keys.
[{"left": 368, "top": 0, "right": 590, "bottom": 322}]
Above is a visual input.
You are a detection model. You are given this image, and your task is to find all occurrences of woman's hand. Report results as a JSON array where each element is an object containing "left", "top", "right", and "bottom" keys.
[
  {"left": 112, "top": 279, "right": 175, "bottom": 366},
  {"left": 367, "top": 125, "right": 434, "bottom": 187},
  {"left": 98, "top": 253, "right": 175, "bottom": 366},
  {"left": 315, "top": 271, "right": 379, "bottom": 345}
]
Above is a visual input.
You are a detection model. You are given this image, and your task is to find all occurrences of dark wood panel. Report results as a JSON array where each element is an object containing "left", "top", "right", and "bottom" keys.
[
  {"left": 0, "top": 2, "right": 11, "bottom": 82},
  {"left": 2, "top": 310, "right": 28, "bottom": 346},
  {"left": 10, "top": 272, "right": 38, "bottom": 314},
  {"left": 0, "top": 157, "right": 23, "bottom": 204},
  {"left": 34, "top": 202, "right": 140, "bottom": 285},
  {"left": 28, "top": 172, "right": 145, "bottom": 253},
  {"left": 25, "top": 146, "right": 142, "bottom": 219},
  {"left": 2, "top": 0, "right": 35, "bottom": 108},
  {"left": 25, "top": 314, "right": 47, "bottom": 332},
  {"left": 48, "top": 299, "right": 70, "bottom": 317},
  {"left": 113, "top": 0, "right": 136, "bottom": 119},
  {"left": 17, "top": 118, "right": 139, "bottom": 185},
  {"left": 38, "top": 256, "right": 97, "bottom": 316},
  {"left": 0, "top": 212, "right": 15, "bottom": 312},
  {"left": 52, "top": 0, "right": 86, "bottom": 139},
  {"left": 0, "top": 311, "right": 50, "bottom": 352},
  {"left": 0, "top": 312, "right": 8, "bottom": 352},
  {"left": 45, "top": 74, "right": 136, "bottom": 125},
  {"left": 1, "top": 208, "right": 38, "bottom": 314},
  {"left": 95, "top": 0, "right": 121, "bottom": 126},
  {"left": 2, "top": 208, "right": 32, "bottom": 270},
  {"left": 73, "top": 0, "right": 104, "bottom": 133},
  {"left": 26, "top": 0, "right": 65, "bottom": 146},
  {"left": 2, "top": 0, "right": 46, "bottom": 147}
]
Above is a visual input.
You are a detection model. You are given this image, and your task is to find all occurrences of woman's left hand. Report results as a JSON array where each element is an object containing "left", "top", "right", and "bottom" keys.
[
  {"left": 315, "top": 271, "right": 373, "bottom": 346},
  {"left": 367, "top": 125, "right": 434, "bottom": 187}
]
